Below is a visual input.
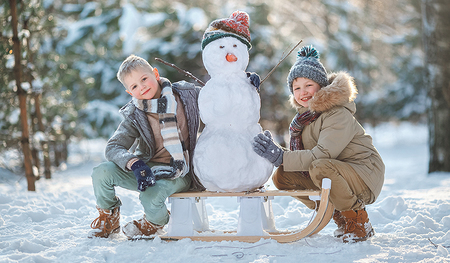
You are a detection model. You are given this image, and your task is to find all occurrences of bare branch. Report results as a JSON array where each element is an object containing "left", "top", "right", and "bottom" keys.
[
  {"left": 155, "top": 58, "right": 205, "bottom": 87},
  {"left": 260, "top": 40, "right": 303, "bottom": 85}
]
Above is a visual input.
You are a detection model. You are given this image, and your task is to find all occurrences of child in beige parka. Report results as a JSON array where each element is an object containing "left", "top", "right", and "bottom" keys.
[{"left": 252, "top": 45, "right": 385, "bottom": 242}]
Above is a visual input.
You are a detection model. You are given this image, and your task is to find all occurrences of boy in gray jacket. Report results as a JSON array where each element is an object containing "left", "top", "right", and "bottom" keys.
[{"left": 88, "top": 55, "right": 203, "bottom": 239}]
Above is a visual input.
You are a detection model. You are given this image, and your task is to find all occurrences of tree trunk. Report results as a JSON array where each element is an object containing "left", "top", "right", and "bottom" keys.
[
  {"left": 23, "top": 18, "right": 52, "bottom": 179},
  {"left": 36, "top": 94, "right": 52, "bottom": 179},
  {"left": 10, "top": 0, "right": 36, "bottom": 190},
  {"left": 23, "top": 19, "right": 40, "bottom": 181},
  {"left": 422, "top": 0, "right": 450, "bottom": 173},
  {"left": 31, "top": 146, "right": 41, "bottom": 180}
]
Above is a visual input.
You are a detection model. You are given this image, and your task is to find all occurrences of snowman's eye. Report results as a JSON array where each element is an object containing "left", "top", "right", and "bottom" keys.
[
  {"left": 233, "top": 44, "right": 237, "bottom": 47},
  {"left": 220, "top": 46, "right": 224, "bottom": 49}
]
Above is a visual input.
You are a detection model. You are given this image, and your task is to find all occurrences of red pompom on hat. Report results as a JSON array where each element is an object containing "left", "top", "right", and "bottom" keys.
[{"left": 202, "top": 10, "right": 252, "bottom": 50}]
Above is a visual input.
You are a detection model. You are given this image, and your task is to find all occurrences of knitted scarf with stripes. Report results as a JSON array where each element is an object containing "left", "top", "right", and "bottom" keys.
[
  {"left": 132, "top": 79, "right": 188, "bottom": 179},
  {"left": 289, "top": 110, "right": 321, "bottom": 178}
]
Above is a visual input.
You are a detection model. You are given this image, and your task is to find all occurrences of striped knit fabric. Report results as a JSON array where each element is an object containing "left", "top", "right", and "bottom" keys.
[
  {"left": 289, "top": 110, "right": 321, "bottom": 178},
  {"left": 132, "top": 79, "right": 188, "bottom": 179}
]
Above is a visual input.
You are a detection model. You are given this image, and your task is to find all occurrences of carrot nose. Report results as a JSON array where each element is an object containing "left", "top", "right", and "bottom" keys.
[{"left": 226, "top": 53, "right": 237, "bottom": 62}]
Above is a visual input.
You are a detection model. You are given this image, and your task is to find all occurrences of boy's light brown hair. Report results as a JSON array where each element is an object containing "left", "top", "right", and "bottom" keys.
[{"left": 117, "top": 55, "right": 153, "bottom": 86}]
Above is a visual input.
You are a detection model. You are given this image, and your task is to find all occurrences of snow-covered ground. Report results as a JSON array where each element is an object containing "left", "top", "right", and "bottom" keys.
[{"left": 1, "top": 122, "right": 449, "bottom": 263}]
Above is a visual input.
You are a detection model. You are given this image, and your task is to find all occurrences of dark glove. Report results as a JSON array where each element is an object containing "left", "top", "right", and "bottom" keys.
[
  {"left": 252, "top": 130, "right": 283, "bottom": 167},
  {"left": 247, "top": 72, "right": 261, "bottom": 93},
  {"left": 131, "top": 160, "right": 156, "bottom": 191}
]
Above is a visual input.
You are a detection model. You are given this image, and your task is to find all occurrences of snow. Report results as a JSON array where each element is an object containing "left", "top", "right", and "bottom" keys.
[
  {"left": 1, "top": 122, "right": 450, "bottom": 262},
  {"left": 193, "top": 35, "right": 273, "bottom": 192},
  {"left": 118, "top": 4, "right": 168, "bottom": 55},
  {"left": 173, "top": 4, "right": 207, "bottom": 31},
  {"left": 118, "top": 4, "right": 141, "bottom": 55},
  {"left": 79, "top": 2, "right": 98, "bottom": 19}
]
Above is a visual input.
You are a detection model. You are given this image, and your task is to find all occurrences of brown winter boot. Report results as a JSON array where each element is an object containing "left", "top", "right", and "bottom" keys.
[
  {"left": 122, "top": 215, "right": 164, "bottom": 239},
  {"left": 333, "top": 210, "right": 346, "bottom": 238},
  {"left": 340, "top": 209, "right": 374, "bottom": 243},
  {"left": 88, "top": 206, "right": 120, "bottom": 238}
]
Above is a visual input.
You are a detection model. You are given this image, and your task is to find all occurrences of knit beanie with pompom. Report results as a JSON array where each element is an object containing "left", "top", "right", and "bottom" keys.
[
  {"left": 287, "top": 45, "right": 328, "bottom": 93},
  {"left": 201, "top": 10, "right": 251, "bottom": 50}
]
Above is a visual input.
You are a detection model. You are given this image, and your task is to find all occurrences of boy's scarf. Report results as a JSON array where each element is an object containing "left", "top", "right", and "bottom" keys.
[
  {"left": 132, "top": 79, "right": 189, "bottom": 179},
  {"left": 289, "top": 110, "right": 321, "bottom": 178}
]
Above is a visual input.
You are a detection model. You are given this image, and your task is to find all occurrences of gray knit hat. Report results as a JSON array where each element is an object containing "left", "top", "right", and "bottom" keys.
[{"left": 287, "top": 45, "right": 328, "bottom": 93}]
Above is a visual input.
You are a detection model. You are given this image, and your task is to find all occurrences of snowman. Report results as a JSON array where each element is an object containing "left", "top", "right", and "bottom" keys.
[{"left": 193, "top": 11, "right": 273, "bottom": 192}]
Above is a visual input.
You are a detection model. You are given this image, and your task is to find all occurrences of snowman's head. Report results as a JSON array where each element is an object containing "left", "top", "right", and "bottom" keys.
[{"left": 202, "top": 36, "right": 249, "bottom": 76}]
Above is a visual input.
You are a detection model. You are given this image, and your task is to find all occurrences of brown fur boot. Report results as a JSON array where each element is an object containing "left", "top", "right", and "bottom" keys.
[
  {"left": 333, "top": 210, "right": 346, "bottom": 237},
  {"left": 88, "top": 206, "right": 120, "bottom": 238},
  {"left": 122, "top": 215, "right": 164, "bottom": 239},
  {"left": 340, "top": 209, "right": 374, "bottom": 242}
]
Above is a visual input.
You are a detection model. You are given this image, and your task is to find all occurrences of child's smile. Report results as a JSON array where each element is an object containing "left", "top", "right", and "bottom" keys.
[
  {"left": 301, "top": 96, "right": 312, "bottom": 102},
  {"left": 141, "top": 87, "right": 151, "bottom": 96}
]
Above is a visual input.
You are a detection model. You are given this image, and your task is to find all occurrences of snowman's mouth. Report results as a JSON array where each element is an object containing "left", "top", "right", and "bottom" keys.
[{"left": 226, "top": 53, "right": 238, "bottom": 62}]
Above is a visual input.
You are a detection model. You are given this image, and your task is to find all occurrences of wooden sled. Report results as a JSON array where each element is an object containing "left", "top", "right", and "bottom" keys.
[{"left": 159, "top": 178, "right": 334, "bottom": 243}]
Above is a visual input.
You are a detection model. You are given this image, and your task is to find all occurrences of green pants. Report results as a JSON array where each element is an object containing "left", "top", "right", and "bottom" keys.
[{"left": 91, "top": 161, "right": 191, "bottom": 225}]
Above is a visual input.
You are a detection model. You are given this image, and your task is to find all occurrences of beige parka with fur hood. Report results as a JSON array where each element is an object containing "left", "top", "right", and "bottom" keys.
[{"left": 282, "top": 72, "right": 385, "bottom": 201}]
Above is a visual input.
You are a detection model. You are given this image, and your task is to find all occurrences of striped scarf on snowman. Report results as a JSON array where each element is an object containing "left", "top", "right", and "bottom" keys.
[{"left": 132, "top": 79, "right": 189, "bottom": 179}]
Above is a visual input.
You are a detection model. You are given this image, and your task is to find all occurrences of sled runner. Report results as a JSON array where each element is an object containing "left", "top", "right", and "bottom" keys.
[{"left": 160, "top": 178, "right": 334, "bottom": 243}]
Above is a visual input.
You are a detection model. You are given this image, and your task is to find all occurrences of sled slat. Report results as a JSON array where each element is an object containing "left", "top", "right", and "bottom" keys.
[{"left": 169, "top": 189, "right": 320, "bottom": 198}]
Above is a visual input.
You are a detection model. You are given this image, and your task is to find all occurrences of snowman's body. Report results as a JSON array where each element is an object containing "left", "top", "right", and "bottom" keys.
[{"left": 193, "top": 36, "right": 273, "bottom": 192}]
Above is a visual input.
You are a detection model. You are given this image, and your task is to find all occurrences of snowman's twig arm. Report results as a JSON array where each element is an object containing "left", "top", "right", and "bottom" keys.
[
  {"left": 260, "top": 40, "right": 303, "bottom": 85},
  {"left": 155, "top": 58, "right": 206, "bottom": 86}
]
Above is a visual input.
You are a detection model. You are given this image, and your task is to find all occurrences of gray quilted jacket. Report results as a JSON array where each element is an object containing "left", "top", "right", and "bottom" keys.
[{"left": 105, "top": 78, "right": 204, "bottom": 190}]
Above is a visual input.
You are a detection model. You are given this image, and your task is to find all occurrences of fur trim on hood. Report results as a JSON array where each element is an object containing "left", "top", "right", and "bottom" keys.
[{"left": 289, "top": 71, "right": 358, "bottom": 113}]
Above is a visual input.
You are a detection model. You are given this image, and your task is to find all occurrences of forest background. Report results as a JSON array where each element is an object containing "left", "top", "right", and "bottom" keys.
[{"left": 1, "top": 0, "right": 449, "bottom": 190}]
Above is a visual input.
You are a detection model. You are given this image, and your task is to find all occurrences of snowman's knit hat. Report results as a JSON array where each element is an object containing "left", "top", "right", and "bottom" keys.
[
  {"left": 202, "top": 10, "right": 252, "bottom": 50},
  {"left": 287, "top": 45, "right": 328, "bottom": 93}
]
